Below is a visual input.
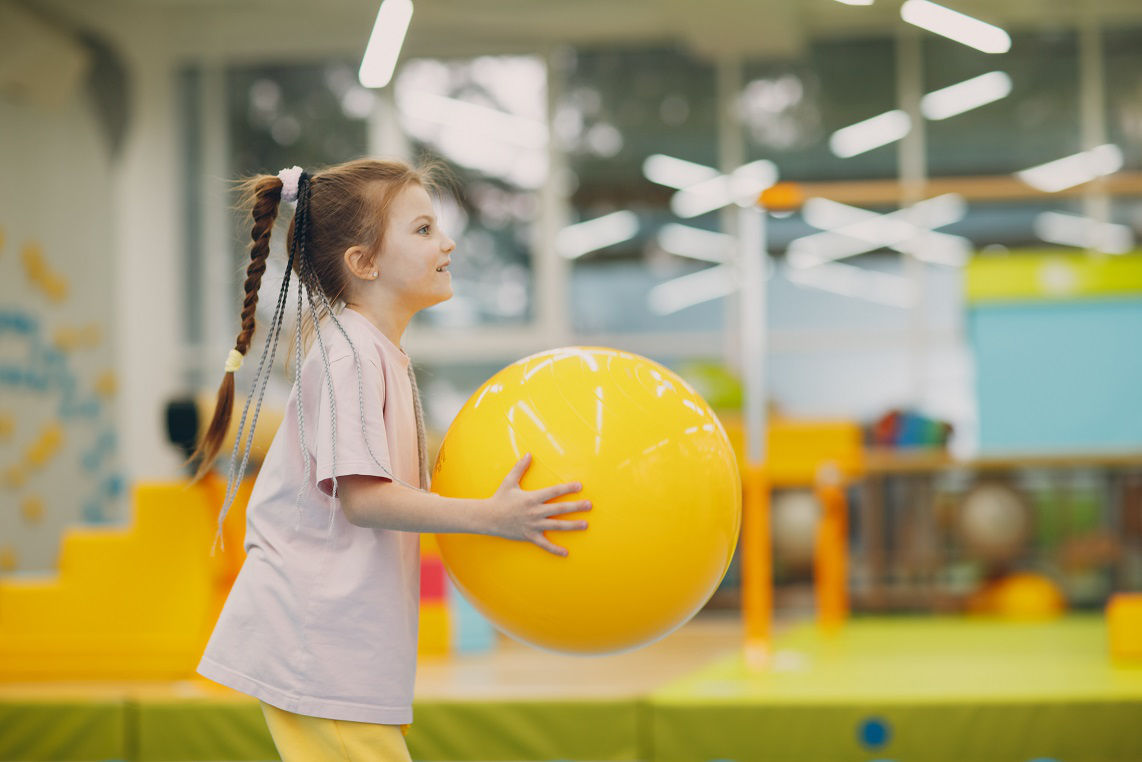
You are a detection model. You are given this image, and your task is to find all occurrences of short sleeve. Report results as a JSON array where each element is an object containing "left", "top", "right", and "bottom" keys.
[{"left": 311, "top": 352, "right": 393, "bottom": 497}]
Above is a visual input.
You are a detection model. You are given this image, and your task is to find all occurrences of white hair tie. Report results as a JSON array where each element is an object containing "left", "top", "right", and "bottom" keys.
[
  {"left": 277, "top": 165, "right": 304, "bottom": 204},
  {"left": 224, "top": 348, "right": 244, "bottom": 373}
]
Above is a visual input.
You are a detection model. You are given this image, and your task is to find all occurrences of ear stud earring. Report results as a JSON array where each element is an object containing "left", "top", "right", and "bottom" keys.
[{"left": 371, "top": 271, "right": 378, "bottom": 279}]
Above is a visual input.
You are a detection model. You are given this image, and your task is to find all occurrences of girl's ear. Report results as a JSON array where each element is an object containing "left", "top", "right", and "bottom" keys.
[{"left": 343, "top": 244, "right": 377, "bottom": 281}]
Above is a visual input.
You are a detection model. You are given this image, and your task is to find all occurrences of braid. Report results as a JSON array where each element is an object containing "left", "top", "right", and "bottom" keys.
[
  {"left": 189, "top": 176, "right": 283, "bottom": 483},
  {"left": 209, "top": 181, "right": 302, "bottom": 552},
  {"left": 235, "top": 192, "right": 278, "bottom": 353},
  {"left": 293, "top": 248, "right": 310, "bottom": 529},
  {"left": 298, "top": 246, "right": 344, "bottom": 530}
]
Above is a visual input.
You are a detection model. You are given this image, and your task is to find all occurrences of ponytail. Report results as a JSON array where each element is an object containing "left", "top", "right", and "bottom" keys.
[{"left": 188, "top": 174, "right": 284, "bottom": 482}]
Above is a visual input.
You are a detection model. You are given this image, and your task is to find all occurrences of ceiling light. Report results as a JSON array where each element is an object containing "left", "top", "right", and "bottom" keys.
[
  {"left": 921, "top": 71, "right": 1012, "bottom": 120},
  {"left": 1015, "top": 144, "right": 1124, "bottom": 193},
  {"left": 669, "top": 160, "right": 777, "bottom": 218},
  {"left": 790, "top": 194, "right": 970, "bottom": 267},
  {"left": 642, "top": 154, "right": 720, "bottom": 189},
  {"left": 900, "top": 0, "right": 1011, "bottom": 54},
  {"left": 359, "top": 0, "right": 414, "bottom": 89},
  {"left": 829, "top": 110, "right": 911, "bottom": 158},
  {"left": 556, "top": 211, "right": 640, "bottom": 259},
  {"left": 648, "top": 265, "right": 738, "bottom": 315},
  {"left": 785, "top": 261, "right": 916, "bottom": 308},
  {"left": 1033, "top": 211, "right": 1135, "bottom": 254},
  {"left": 657, "top": 224, "right": 734, "bottom": 263}
]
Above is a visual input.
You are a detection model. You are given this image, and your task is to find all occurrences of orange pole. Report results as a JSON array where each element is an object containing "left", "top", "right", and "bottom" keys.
[
  {"left": 742, "top": 463, "right": 772, "bottom": 668},
  {"left": 814, "top": 465, "right": 848, "bottom": 633}
]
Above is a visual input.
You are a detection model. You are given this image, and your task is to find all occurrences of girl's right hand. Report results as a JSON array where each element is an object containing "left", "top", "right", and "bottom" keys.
[{"left": 486, "top": 453, "right": 590, "bottom": 557}]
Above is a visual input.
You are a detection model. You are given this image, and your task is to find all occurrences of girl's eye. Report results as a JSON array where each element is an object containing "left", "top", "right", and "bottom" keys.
[{"left": 418, "top": 225, "right": 431, "bottom": 235}]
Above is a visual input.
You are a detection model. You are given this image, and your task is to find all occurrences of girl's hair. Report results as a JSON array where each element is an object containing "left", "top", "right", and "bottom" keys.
[{"left": 188, "top": 158, "right": 440, "bottom": 513}]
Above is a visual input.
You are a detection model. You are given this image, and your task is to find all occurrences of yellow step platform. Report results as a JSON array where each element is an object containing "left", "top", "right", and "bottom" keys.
[
  {"left": 0, "top": 474, "right": 467, "bottom": 680},
  {"left": 0, "top": 477, "right": 250, "bottom": 680}
]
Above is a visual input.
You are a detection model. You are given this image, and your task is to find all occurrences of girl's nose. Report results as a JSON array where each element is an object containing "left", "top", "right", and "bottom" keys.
[{"left": 442, "top": 236, "right": 456, "bottom": 253}]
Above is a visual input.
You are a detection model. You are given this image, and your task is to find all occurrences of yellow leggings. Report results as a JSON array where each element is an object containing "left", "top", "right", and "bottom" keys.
[{"left": 259, "top": 701, "right": 412, "bottom": 762}]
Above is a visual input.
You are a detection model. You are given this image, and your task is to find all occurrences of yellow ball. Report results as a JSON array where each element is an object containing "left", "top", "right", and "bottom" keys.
[{"left": 432, "top": 347, "right": 742, "bottom": 654}]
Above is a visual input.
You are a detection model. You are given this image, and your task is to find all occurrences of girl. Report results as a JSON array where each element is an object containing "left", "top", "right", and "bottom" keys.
[{"left": 191, "top": 158, "right": 590, "bottom": 761}]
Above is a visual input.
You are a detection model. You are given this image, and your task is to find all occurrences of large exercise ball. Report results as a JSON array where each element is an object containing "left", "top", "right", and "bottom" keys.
[{"left": 431, "top": 347, "right": 742, "bottom": 655}]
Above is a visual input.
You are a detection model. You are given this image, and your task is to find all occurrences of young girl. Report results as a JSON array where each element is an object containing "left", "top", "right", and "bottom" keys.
[{"left": 191, "top": 158, "right": 591, "bottom": 761}]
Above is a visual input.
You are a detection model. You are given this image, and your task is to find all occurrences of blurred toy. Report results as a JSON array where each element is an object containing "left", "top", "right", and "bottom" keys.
[
  {"left": 166, "top": 394, "right": 283, "bottom": 476},
  {"left": 772, "top": 489, "right": 818, "bottom": 572},
  {"left": 678, "top": 360, "right": 743, "bottom": 411},
  {"left": 958, "top": 481, "right": 1032, "bottom": 563},
  {"left": 967, "top": 572, "right": 1066, "bottom": 620},
  {"left": 723, "top": 414, "right": 864, "bottom": 634},
  {"left": 1107, "top": 593, "right": 1142, "bottom": 661},
  {"left": 869, "top": 408, "right": 952, "bottom": 449}
]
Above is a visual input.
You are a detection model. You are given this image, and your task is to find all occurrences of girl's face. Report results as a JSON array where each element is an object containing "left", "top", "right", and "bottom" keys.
[{"left": 374, "top": 183, "right": 456, "bottom": 311}]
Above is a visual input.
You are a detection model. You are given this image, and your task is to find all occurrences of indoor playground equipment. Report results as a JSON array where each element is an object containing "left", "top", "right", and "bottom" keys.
[
  {"left": 419, "top": 533, "right": 495, "bottom": 656},
  {"left": 966, "top": 572, "right": 1067, "bottom": 620},
  {"left": 1108, "top": 593, "right": 1142, "bottom": 662},
  {"left": 722, "top": 414, "right": 865, "bottom": 634},
  {"left": 0, "top": 431, "right": 490, "bottom": 682},
  {"left": 967, "top": 251, "right": 1142, "bottom": 453},
  {"left": 0, "top": 476, "right": 250, "bottom": 680},
  {"left": 431, "top": 346, "right": 742, "bottom": 654}
]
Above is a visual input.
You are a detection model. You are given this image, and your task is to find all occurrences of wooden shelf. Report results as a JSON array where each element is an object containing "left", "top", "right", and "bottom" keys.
[{"left": 863, "top": 447, "right": 1142, "bottom": 475}]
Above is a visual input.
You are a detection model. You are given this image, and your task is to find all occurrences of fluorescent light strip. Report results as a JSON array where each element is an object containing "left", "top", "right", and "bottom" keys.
[
  {"left": 657, "top": 223, "right": 733, "bottom": 263},
  {"left": 829, "top": 72, "right": 1010, "bottom": 159},
  {"left": 801, "top": 194, "right": 965, "bottom": 246},
  {"left": 556, "top": 211, "right": 640, "bottom": 259},
  {"left": 829, "top": 110, "right": 911, "bottom": 158},
  {"left": 730, "top": 160, "right": 779, "bottom": 207},
  {"left": 1016, "top": 144, "right": 1124, "bottom": 193},
  {"left": 900, "top": 0, "right": 1011, "bottom": 54},
  {"left": 642, "top": 154, "right": 720, "bottom": 189},
  {"left": 896, "top": 231, "right": 973, "bottom": 266},
  {"left": 785, "top": 261, "right": 916, "bottom": 308},
  {"left": 669, "top": 160, "right": 778, "bottom": 218},
  {"left": 670, "top": 176, "right": 733, "bottom": 218},
  {"left": 1033, "top": 211, "right": 1135, "bottom": 254},
  {"left": 359, "top": 0, "right": 414, "bottom": 88},
  {"left": 790, "top": 194, "right": 969, "bottom": 268},
  {"left": 648, "top": 265, "right": 737, "bottom": 315},
  {"left": 921, "top": 71, "right": 1012, "bottom": 120},
  {"left": 789, "top": 229, "right": 970, "bottom": 268}
]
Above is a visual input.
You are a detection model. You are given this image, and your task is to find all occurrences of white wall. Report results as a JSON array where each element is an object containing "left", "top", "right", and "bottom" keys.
[
  {"left": 1, "top": 78, "right": 123, "bottom": 571},
  {"left": 1, "top": 6, "right": 186, "bottom": 572}
]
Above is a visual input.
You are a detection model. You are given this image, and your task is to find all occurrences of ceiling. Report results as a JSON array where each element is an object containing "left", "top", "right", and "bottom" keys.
[{"left": 33, "top": 0, "right": 1142, "bottom": 64}]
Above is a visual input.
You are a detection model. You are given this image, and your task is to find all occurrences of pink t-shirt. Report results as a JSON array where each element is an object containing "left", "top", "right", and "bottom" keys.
[{"left": 197, "top": 307, "right": 422, "bottom": 725}]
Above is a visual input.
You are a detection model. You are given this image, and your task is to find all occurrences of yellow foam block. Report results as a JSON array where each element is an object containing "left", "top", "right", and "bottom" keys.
[
  {"left": 722, "top": 415, "right": 865, "bottom": 486},
  {"left": 57, "top": 528, "right": 134, "bottom": 583},
  {"left": 418, "top": 601, "right": 450, "bottom": 658},
  {"left": 421, "top": 532, "right": 442, "bottom": 558},
  {"left": 1108, "top": 593, "right": 1142, "bottom": 661},
  {"left": 0, "top": 480, "right": 250, "bottom": 680}
]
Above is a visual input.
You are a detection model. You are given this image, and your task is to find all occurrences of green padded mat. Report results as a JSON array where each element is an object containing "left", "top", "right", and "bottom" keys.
[
  {"left": 0, "top": 697, "right": 126, "bottom": 762},
  {"left": 649, "top": 616, "right": 1142, "bottom": 762},
  {"left": 3, "top": 617, "right": 1142, "bottom": 761}
]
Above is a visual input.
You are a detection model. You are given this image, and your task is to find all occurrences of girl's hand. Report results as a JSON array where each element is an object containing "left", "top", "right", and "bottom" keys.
[{"left": 486, "top": 453, "right": 591, "bottom": 557}]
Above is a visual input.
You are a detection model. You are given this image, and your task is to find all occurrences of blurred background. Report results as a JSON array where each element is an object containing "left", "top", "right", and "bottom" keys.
[
  {"left": 4, "top": 0, "right": 1142, "bottom": 759},
  {"left": 5, "top": 0, "right": 1142, "bottom": 612}
]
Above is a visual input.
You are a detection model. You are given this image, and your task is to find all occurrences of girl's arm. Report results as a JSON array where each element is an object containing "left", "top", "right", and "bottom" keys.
[{"left": 337, "top": 454, "right": 590, "bottom": 556}]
